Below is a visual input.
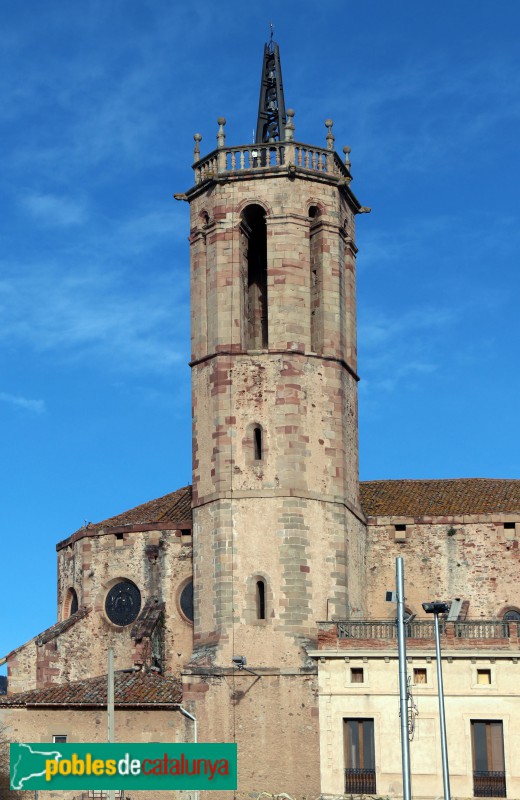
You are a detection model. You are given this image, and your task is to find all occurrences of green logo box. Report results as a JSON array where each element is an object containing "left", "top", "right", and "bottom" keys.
[{"left": 11, "top": 742, "right": 237, "bottom": 791}]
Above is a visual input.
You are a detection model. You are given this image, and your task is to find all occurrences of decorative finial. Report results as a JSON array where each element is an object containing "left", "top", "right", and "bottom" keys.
[
  {"left": 325, "top": 119, "right": 334, "bottom": 151},
  {"left": 343, "top": 145, "right": 351, "bottom": 170},
  {"left": 193, "top": 133, "right": 202, "bottom": 162},
  {"left": 285, "top": 108, "right": 295, "bottom": 142},
  {"left": 270, "top": 21, "right": 274, "bottom": 46},
  {"left": 217, "top": 117, "right": 226, "bottom": 148}
]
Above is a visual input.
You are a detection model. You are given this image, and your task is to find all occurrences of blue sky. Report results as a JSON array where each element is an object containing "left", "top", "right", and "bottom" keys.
[{"left": 1, "top": 0, "right": 519, "bottom": 661}]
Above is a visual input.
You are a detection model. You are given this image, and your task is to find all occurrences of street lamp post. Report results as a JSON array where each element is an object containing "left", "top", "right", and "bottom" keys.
[{"left": 422, "top": 601, "right": 451, "bottom": 800}]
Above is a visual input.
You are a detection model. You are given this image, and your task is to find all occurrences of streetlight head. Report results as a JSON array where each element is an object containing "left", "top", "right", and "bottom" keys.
[{"left": 422, "top": 601, "right": 450, "bottom": 615}]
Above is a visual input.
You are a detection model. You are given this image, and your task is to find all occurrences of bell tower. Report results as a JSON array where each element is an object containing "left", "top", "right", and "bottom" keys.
[{"left": 186, "top": 40, "right": 367, "bottom": 671}]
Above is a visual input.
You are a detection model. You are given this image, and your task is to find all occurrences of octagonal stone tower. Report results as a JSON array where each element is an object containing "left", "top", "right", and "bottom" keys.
[{"left": 186, "top": 45, "right": 367, "bottom": 674}]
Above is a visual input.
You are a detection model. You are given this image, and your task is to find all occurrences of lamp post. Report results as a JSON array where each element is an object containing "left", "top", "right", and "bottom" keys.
[
  {"left": 422, "top": 601, "right": 451, "bottom": 800},
  {"left": 386, "top": 557, "right": 412, "bottom": 800}
]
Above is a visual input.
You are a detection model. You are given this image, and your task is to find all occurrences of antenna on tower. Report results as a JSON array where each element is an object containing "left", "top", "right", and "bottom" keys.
[{"left": 255, "top": 29, "right": 287, "bottom": 144}]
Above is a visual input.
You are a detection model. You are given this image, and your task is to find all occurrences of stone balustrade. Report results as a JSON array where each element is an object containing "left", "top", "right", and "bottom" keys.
[
  {"left": 191, "top": 115, "right": 353, "bottom": 186},
  {"left": 318, "top": 619, "right": 520, "bottom": 650},
  {"left": 193, "top": 140, "right": 351, "bottom": 185}
]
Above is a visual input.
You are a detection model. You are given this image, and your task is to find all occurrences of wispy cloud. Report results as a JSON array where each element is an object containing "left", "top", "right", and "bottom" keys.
[
  {"left": 358, "top": 303, "right": 456, "bottom": 397},
  {"left": 309, "top": 50, "right": 520, "bottom": 174},
  {"left": 22, "top": 192, "right": 87, "bottom": 226},
  {"left": 0, "top": 391, "right": 45, "bottom": 414},
  {"left": 0, "top": 253, "right": 189, "bottom": 374}
]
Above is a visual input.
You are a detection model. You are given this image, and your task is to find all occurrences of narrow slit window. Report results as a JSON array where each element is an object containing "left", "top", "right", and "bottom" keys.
[
  {"left": 254, "top": 426, "right": 263, "bottom": 460},
  {"left": 256, "top": 580, "right": 266, "bottom": 620}
]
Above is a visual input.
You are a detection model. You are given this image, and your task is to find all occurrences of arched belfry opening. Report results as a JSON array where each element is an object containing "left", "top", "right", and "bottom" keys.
[
  {"left": 241, "top": 204, "right": 268, "bottom": 349},
  {"left": 308, "top": 204, "right": 322, "bottom": 352}
]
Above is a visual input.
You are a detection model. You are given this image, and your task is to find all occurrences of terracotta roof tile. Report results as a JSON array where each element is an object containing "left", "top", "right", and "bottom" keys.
[
  {"left": 36, "top": 607, "right": 89, "bottom": 646},
  {"left": 63, "top": 478, "right": 520, "bottom": 544},
  {"left": 71, "top": 486, "right": 192, "bottom": 537},
  {"left": 360, "top": 478, "right": 520, "bottom": 517},
  {"left": 0, "top": 671, "right": 182, "bottom": 708}
]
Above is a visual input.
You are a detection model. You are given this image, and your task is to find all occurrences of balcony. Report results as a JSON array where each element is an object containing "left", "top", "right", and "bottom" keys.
[
  {"left": 192, "top": 141, "right": 351, "bottom": 186},
  {"left": 318, "top": 619, "right": 519, "bottom": 652},
  {"left": 344, "top": 768, "right": 376, "bottom": 793},
  {"left": 473, "top": 770, "right": 507, "bottom": 797}
]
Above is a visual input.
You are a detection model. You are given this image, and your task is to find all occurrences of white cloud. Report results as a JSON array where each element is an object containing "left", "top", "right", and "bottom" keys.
[{"left": 0, "top": 391, "right": 45, "bottom": 414}]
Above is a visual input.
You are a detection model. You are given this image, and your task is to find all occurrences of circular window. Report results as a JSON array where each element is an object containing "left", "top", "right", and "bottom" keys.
[
  {"left": 105, "top": 580, "right": 141, "bottom": 626},
  {"left": 179, "top": 580, "right": 194, "bottom": 623}
]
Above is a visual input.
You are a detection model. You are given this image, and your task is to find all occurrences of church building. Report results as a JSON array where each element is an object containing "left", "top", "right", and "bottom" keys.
[{"left": 2, "top": 39, "right": 520, "bottom": 800}]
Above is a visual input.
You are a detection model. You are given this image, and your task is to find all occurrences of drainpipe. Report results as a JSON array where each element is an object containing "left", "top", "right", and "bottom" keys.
[{"left": 179, "top": 706, "right": 198, "bottom": 800}]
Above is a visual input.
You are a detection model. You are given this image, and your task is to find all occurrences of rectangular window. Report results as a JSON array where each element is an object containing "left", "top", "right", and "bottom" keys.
[
  {"left": 344, "top": 718, "right": 376, "bottom": 793},
  {"left": 88, "top": 793, "right": 122, "bottom": 799},
  {"left": 471, "top": 720, "right": 506, "bottom": 797},
  {"left": 477, "top": 669, "right": 492, "bottom": 685},
  {"left": 350, "top": 667, "right": 364, "bottom": 683},
  {"left": 413, "top": 668, "right": 427, "bottom": 684},
  {"left": 52, "top": 735, "right": 67, "bottom": 743}
]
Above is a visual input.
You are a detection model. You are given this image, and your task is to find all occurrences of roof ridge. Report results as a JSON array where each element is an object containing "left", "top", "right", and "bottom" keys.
[{"left": 361, "top": 477, "right": 520, "bottom": 484}]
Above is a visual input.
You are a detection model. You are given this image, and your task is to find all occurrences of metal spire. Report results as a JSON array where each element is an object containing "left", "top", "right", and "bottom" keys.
[{"left": 255, "top": 27, "right": 287, "bottom": 143}]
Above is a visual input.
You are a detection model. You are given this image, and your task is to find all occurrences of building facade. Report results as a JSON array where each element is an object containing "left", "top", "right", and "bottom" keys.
[{"left": 2, "top": 41, "right": 520, "bottom": 800}]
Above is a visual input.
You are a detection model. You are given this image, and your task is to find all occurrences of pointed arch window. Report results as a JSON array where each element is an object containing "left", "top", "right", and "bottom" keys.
[
  {"left": 308, "top": 205, "right": 322, "bottom": 352},
  {"left": 241, "top": 204, "right": 268, "bottom": 349}
]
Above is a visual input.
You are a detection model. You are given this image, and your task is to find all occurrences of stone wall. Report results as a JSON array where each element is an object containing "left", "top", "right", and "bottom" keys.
[
  {"left": 365, "top": 514, "right": 520, "bottom": 619},
  {"left": 8, "top": 527, "right": 194, "bottom": 691},
  {"left": 0, "top": 705, "right": 192, "bottom": 800},
  {"left": 182, "top": 670, "right": 320, "bottom": 800}
]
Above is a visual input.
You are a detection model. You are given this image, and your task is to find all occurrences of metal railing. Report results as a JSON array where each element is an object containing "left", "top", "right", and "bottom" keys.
[
  {"left": 344, "top": 767, "right": 376, "bottom": 793},
  {"left": 473, "top": 770, "right": 506, "bottom": 797}
]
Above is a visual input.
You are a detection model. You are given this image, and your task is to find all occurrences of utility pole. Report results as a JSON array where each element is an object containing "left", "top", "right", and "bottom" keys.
[
  {"left": 422, "top": 601, "right": 451, "bottom": 800},
  {"left": 396, "top": 557, "right": 412, "bottom": 800},
  {"left": 107, "top": 648, "right": 115, "bottom": 800},
  {"left": 179, "top": 706, "right": 198, "bottom": 800}
]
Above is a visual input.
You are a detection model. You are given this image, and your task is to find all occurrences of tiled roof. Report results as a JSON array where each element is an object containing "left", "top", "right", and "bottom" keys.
[
  {"left": 0, "top": 671, "right": 182, "bottom": 708},
  {"left": 36, "top": 607, "right": 89, "bottom": 646},
  {"left": 63, "top": 477, "right": 520, "bottom": 543},
  {"left": 70, "top": 485, "right": 192, "bottom": 537},
  {"left": 360, "top": 478, "right": 520, "bottom": 517}
]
